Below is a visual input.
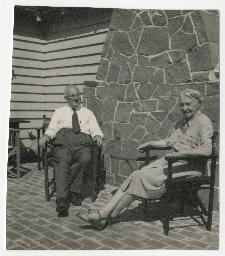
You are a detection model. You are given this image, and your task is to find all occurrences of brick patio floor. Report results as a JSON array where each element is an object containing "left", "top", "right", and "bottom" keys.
[{"left": 6, "top": 163, "right": 219, "bottom": 250}]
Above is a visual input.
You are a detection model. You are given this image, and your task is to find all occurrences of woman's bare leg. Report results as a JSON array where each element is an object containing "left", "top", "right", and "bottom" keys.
[
  {"left": 98, "top": 188, "right": 125, "bottom": 218},
  {"left": 78, "top": 189, "right": 135, "bottom": 226},
  {"left": 110, "top": 193, "right": 134, "bottom": 218}
]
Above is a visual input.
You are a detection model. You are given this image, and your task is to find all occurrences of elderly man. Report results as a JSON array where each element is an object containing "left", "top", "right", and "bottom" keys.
[
  {"left": 77, "top": 88, "right": 214, "bottom": 230},
  {"left": 40, "top": 85, "right": 103, "bottom": 217}
]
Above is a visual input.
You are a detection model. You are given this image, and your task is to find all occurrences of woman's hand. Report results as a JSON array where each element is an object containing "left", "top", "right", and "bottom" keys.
[
  {"left": 137, "top": 141, "right": 154, "bottom": 152},
  {"left": 137, "top": 140, "right": 168, "bottom": 152}
]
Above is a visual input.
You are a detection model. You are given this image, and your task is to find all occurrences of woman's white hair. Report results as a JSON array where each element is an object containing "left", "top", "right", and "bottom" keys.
[{"left": 179, "top": 89, "right": 203, "bottom": 104}]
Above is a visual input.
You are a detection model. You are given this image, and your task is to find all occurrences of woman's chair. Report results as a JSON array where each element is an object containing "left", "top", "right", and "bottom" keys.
[
  {"left": 161, "top": 131, "right": 218, "bottom": 235},
  {"left": 110, "top": 131, "right": 218, "bottom": 235}
]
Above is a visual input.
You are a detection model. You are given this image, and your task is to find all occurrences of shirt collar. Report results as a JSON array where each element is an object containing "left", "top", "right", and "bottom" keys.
[
  {"left": 66, "top": 103, "right": 83, "bottom": 111},
  {"left": 183, "top": 110, "right": 201, "bottom": 126}
]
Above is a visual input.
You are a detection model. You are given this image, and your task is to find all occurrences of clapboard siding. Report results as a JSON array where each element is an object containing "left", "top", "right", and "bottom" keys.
[
  {"left": 41, "top": 85, "right": 84, "bottom": 93},
  {"left": 11, "top": 93, "right": 67, "bottom": 102},
  {"left": 11, "top": 84, "right": 47, "bottom": 93},
  {"left": 14, "top": 65, "right": 99, "bottom": 77},
  {"left": 13, "top": 49, "right": 45, "bottom": 61},
  {"left": 11, "top": 21, "right": 109, "bottom": 146},
  {"left": 13, "top": 57, "right": 101, "bottom": 69},
  {"left": 10, "top": 35, "right": 46, "bottom": 142},
  {"left": 46, "top": 65, "right": 98, "bottom": 76},
  {"left": 43, "top": 44, "right": 104, "bottom": 60},
  {"left": 11, "top": 76, "right": 44, "bottom": 85},
  {"left": 11, "top": 102, "right": 66, "bottom": 111},
  {"left": 12, "top": 58, "right": 43, "bottom": 67},
  {"left": 12, "top": 67, "right": 45, "bottom": 77},
  {"left": 44, "top": 75, "right": 97, "bottom": 85},
  {"left": 10, "top": 111, "right": 54, "bottom": 119},
  {"left": 13, "top": 34, "right": 45, "bottom": 43},
  {"left": 11, "top": 93, "right": 45, "bottom": 102},
  {"left": 44, "top": 55, "right": 101, "bottom": 68},
  {"left": 13, "top": 40, "right": 45, "bottom": 52},
  {"left": 47, "top": 30, "right": 107, "bottom": 51}
]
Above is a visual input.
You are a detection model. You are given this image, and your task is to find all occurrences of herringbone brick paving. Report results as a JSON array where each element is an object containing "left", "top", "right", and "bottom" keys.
[{"left": 6, "top": 163, "right": 219, "bottom": 250}]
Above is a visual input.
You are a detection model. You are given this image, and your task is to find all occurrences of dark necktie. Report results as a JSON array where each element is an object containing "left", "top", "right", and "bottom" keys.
[{"left": 72, "top": 111, "right": 81, "bottom": 134}]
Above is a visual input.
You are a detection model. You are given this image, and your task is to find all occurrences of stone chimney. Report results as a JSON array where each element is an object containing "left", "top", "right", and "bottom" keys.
[{"left": 84, "top": 9, "right": 219, "bottom": 186}]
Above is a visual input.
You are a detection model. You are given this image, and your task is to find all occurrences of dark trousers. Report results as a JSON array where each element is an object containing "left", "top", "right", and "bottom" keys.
[{"left": 52, "top": 129, "right": 92, "bottom": 209}]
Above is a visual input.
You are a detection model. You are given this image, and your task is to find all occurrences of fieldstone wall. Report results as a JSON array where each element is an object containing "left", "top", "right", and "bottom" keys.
[{"left": 83, "top": 9, "right": 219, "bottom": 186}]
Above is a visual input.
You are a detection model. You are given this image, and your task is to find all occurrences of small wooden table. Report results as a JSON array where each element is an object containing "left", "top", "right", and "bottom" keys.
[
  {"left": 9, "top": 118, "right": 30, "bottom": 129},
  {"left": 8, "top": 118, "right": 30, "bottom": 177}
]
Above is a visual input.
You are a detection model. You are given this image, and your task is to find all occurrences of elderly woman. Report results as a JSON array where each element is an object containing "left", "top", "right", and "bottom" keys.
[{"left": 77, "top": 89, "right": 214, "bottom": 230}]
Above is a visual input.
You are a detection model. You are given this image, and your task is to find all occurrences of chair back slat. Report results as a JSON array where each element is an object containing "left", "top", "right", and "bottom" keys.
[
  {"left": 211, "top": 131, "right": 218, "bottom": 157},
  {"left": 43, "top": 115, "right": 51, "bottom": 129},
  {"left": 210, "top": 131, "right": 218, "bottom": 181}
]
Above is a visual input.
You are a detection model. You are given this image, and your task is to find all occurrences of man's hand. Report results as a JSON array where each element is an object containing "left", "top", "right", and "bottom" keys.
[
  {"left": 39, "top": 134, "right": 50, "bottom": 149},
  {"left": 93, "top": 135, "right": 103, "bottom": 146}
]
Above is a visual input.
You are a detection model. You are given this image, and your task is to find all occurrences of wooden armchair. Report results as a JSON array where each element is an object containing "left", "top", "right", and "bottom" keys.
[
  {"left": 162, "top": 131, "right": 218, "bottom": 235},
  {"left": 37, "top": 115, "right": 105, "bottom": 202},
  {"left": 43, "top": 141, "right": 105, "bottom": 202},
  {"left": 110, "top": 131, "right": 218, "bottom": 235}
]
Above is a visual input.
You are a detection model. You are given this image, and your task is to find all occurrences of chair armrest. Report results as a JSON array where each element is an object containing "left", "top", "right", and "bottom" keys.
[
  {"left": 140, "top": 145, "right": 171, "bottom": 152},
  {"left": 169, "top": 175, "right": 211, "bottom": 185},
  {"left": 110, "top": 151, "right": 158, "bottom": 162},
  {"left": 165, "top": 154, "right": 211, "bottom": 163}
]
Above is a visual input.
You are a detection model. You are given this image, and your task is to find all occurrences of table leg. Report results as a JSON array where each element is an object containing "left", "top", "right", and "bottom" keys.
[{"left": 15, "top": 130, "right": 21, "bottom": 177}]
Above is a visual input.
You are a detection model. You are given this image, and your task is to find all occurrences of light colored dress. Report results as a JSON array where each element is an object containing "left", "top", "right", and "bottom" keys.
[{"left": 120, "top": 110, "right": 214, "bottom": 199}]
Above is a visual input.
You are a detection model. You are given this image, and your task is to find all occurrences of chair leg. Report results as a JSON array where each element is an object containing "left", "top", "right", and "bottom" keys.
[
  {"left": 15, "top": 131, "right": 21, "bottom": 178},
  {"left": 143, "top": 199, "right": 148, "bottom": 215},
  {"left": 162, "top": 215, "right": 169, "bottom": 235},
  {"left": 196, "top": 195, "right": 208, "bottom": 216},
  {"left": 43, "top": 153, "right": 50, "bottom": 202},
  {"left": 91, "top": 146, "right": 98, "bottom": 202},
  {"left": 162, "top": 197, "right": 170, "bottom": 236},
  {"left": 44, "top": 170, "right": 50, "bottom": 201},
  {"left": 206, "top": 184, "right": 215, "bottom": 231},
  {"left": 37, "top": 129, "right": 41, "bottom": 170}
]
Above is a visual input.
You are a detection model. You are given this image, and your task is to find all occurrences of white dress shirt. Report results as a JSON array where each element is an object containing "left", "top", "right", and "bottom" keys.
[{"left": 45, "top": 105, "right": 104, "bottom": 139}]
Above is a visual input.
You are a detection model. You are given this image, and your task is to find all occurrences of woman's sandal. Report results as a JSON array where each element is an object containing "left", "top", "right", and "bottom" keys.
[{"left": 77, "top": 209, "right": 111, "bottom": 231}]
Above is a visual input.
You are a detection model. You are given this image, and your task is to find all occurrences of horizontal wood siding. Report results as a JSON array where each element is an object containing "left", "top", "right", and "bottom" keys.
[
  {"left": 11, "top": 26, "right": 108, "bottom": 148},
  {"left": 11, "top": 35, "right": 45, "bottom": 147}
]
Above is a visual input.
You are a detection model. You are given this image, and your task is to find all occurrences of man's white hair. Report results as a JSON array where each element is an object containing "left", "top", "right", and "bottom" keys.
[{"left": 64, "top": 85, "right": 80, "bottom": 97}]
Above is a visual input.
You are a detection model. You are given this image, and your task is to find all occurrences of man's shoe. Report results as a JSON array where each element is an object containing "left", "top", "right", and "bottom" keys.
[
  {"left": 70, "top": 192, "right": 82, "bottom": 206},
  {"left": 58, "top": 210, "right": 69, "bottom": 218}
]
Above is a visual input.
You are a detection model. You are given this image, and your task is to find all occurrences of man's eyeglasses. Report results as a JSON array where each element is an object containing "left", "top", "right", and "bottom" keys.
[{"left": 65, "top": 95, "right": 80, "bottom": 100}]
